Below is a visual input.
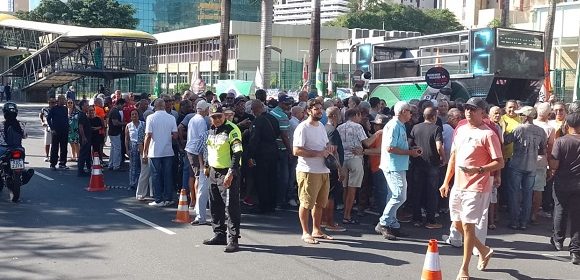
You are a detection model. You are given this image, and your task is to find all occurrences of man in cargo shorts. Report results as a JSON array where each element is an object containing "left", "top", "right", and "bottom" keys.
[
  {"left": 293, "top": 99, "right": 335, "bottom": 244},
  {"left": 439, "top": 97, "right": 504, "bottom": 280}
]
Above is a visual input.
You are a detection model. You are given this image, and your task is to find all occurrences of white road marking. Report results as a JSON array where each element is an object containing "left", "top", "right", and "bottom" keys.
[
  {"left": 35, "top": 171, "right": 54, "bottom": 181},
  {"left": 115, "top": 208, "right": 176, "bottom": 235}
]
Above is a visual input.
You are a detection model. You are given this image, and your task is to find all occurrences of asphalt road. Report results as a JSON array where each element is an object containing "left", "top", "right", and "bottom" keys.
[{"left": 0, "top": 104, "right": 578, "bottom": 280}]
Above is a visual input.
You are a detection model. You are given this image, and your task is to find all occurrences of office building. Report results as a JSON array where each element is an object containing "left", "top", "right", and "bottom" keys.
[
  {"left": 153, "top": 20, "right": 348, "bottom": 91},
  {"left": 274, "top": 0, "right": 350, "bottom": 25},
  {"left": 118, "top": 0, "right": 260, "bottom": 33},
  {"left": 1, "top": 0, "right": 28, "bottom": 12}
]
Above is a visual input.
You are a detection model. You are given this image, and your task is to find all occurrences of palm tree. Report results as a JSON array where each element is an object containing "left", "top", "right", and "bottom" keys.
[
  {"left": 259, "top": 0, "right": 273, "bottom": 89},
  {"left": 308, "top": 0, "right": 321, "bottom": 90},
  {"left": 219, "top": 0, "right": 231, "bottom": 80},
  {"left": 500, "top": 0, "right": 509, "bottom": 27}
]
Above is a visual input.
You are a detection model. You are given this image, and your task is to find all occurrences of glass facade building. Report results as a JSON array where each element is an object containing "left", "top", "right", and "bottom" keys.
[{"left": 117, "top": 0, "right": 261, "bottom": 33}]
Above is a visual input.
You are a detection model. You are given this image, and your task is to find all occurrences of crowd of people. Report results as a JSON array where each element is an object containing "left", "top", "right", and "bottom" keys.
[{"left": 39, "top": 89, "right": 580, "bottom": 270}]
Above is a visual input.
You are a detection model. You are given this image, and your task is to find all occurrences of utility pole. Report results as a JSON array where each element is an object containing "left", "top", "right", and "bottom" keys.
[{"left": 308, "top": 0, "right": 320, "bottom": 91}]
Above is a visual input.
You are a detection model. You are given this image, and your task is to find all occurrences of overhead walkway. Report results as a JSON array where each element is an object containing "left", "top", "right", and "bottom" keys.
[{"left": 0, "top": 14, "right": 157, "bottom": 92}]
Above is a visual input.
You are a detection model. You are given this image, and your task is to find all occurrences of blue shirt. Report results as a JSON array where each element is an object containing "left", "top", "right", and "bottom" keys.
[{"left": 379, "top": 118, "right": 409, "bottom": 172}]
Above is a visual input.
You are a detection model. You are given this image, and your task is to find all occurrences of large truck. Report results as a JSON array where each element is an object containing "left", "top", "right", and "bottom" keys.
[{"left": 359, "top": 27, "right": 545, "bottom": 106}]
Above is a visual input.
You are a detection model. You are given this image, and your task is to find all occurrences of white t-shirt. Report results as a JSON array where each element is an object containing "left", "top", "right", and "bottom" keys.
[
  {"left": 533, "top": 119, "right": 555, "bottom": 167},
  {"left": 185, "top": 114, "right": 208, "bottom": 155},
  {"left": 145, "top": 111, "right": 177, "bottom": 158},
  {"left": 293, "top": 121, "right": 329, "bottom": 174}
]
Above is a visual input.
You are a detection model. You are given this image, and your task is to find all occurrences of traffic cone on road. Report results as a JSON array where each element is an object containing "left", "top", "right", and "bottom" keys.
[
  {"left": 172, "top": 189, "right": 191, "bottom": 223},
  {"left": 86, "top": 152, "right": 106, "bottom": 192},
  {"left": 421, "top": 239, "right": 442, "bottom": 280}
]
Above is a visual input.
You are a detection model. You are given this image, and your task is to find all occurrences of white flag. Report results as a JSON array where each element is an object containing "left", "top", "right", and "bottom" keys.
[
  {"left": 327, "top": 54, "right": 333, "bottom": 96},
  {"left": 254, "top": 66, "right": 264, "bottom": 89}
]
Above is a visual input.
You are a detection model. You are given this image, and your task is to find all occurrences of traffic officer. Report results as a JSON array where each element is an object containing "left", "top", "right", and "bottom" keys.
[{"left": 202, "top": 104, "right": 243, "bottom": 253}]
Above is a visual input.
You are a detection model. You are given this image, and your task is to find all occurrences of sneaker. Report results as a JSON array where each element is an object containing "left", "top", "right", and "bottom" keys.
[
  {"left": 572, "top": 253, "right": 580, "bottom": 265},
  {"left": 442, "top": 234, "right": 462, "bottom": 248},
  {"left": 50, "top": 166, "right": 57, "bottom": 171},
  {"left": 425, "top": 223, "right": 443, "bottom": 229},
  {"left": 390, "top": 227, "right": 408, "bottom": 238},
  {"left": 203, "top": 235, "right": 227, "bottom": 245},
  {"left": 336, "top": 204, "right": 344, "bottom": 210},
  {"left": 326, "top": 224, "right": 347, "bottom": 232},
  {"left": 164, "top": 201, "right": 175, "bottom": 207},
  {"left": 375, "top": 223, "right": 396, "bottom": 240},
  {"left": 242, "top": 197, "right": 255, "bottom": 206},
  {"left": 148, "top": 201, "right": 165, "bottom": 207},
  {"left": 58, "top": 165, "right": 69, "bottom": 170},
  {"left": 288, "top": 199, "right": 298, "bottom": 207},
  {"left": 224, "top": 240, "right": 239, "bottom": 253},
  {"left": 44, "top": 157, "right": 49, "bottom": 162}
]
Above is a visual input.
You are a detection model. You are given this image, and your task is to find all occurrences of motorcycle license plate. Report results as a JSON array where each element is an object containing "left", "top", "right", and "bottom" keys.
[{"left": 10, "top": 159, "right": 24, "bottom": 170}]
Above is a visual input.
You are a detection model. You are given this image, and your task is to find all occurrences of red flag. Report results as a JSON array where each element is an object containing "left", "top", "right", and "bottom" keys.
[{"left": 544, "top": 60, "right": 552, "bottom": 101}]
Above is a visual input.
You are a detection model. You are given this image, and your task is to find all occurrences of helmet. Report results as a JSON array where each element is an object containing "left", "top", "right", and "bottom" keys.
[{"left": 3, "top": 102, "right": 17, "bottom": 115}]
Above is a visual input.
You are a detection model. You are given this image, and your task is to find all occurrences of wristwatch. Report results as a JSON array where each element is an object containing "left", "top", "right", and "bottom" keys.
[{"left": 478, "top": 167, "right": 484, "bottom": 174}]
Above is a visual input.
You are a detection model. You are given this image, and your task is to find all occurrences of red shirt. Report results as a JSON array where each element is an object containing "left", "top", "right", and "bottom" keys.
[{"left": 122, "top": 104, "right": 135, "bottom": 124}]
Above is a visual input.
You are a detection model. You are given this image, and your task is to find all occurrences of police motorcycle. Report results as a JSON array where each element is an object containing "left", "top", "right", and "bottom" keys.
[{"left": 0, "top": 102, "right": 34, "bottom": 202}]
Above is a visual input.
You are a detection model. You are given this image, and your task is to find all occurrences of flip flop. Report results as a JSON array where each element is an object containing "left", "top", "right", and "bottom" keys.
[
  {"left": 477, "top": 248, "right": 494, "bottom": 271},
  {"left": 312, "top": 234, "right": 334, "bottom": 240},
  {"left": 301, "top": 235, "right": 319, "bottom": 244}
]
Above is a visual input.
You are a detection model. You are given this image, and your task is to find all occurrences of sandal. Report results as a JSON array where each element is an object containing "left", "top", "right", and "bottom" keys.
[
  {"left": 312, "top": 233, "right": 334, "bottom": 240},
  {"left": 477, "top": 248, "right": 494, "bottom": 271},
  {"left": 301, "top": 235, "right": 319, "bottom": 245},
  {"left": 342, "top": 218, "right": 359, "bottom": 225},
  {"left": 325, "top": 223, "right": 346, "bottom": 232}
]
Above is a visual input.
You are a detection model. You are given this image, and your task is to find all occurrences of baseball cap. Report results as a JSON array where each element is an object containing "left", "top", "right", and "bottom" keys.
[
  {"left": 234, "top": 96, "right": 247, "bottom": 105},
  {"left": 370, "top": 114, "right": 389, "bottom": 125},
  {"left": 465, "top": 97, "right": 488, "bottom": 110},
  {"left": 208, "top": 104, "right": 224, "bottom": 116},
  {"left": 278, "top": 94, "right": 295, "bottom": 104},
  {"left": 515, "top": 106, "right": 536, "bottom": 118},
  {"left": 196, "top": 100, "right": 210, "bottom": 110}
]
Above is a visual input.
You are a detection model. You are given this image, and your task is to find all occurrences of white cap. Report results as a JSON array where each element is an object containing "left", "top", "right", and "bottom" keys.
[{"left": 196, "top": 100, "right": 210, "bottom": 110}]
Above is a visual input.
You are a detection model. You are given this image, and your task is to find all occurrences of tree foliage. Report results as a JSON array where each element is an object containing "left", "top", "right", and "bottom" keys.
[
  {"left": 15, "top": 0, "right": 138, "bottom": 30},
  {"left": 327, "top": 3, "right": 463, "bottom": 35}
]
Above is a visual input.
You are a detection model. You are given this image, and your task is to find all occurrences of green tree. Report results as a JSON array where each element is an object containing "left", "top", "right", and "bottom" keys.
[
  {"left": 15, "top": 0, "right": 138, "bottom": 29},
  {"left": 488, "top": 18, "right": 502, "bottom": 28},
  {"left": 327, "top": 3, "right": 463, "bottom": 35}
]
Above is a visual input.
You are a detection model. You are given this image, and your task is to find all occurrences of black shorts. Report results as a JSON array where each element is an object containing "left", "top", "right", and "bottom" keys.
[{"left": 329, "top": 169, "right": 343, "bottom": 201}]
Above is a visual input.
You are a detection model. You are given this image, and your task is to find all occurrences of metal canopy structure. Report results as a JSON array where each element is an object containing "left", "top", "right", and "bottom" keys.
[{"left": 0, "top": 14, "right": 157, "bottom": 92}]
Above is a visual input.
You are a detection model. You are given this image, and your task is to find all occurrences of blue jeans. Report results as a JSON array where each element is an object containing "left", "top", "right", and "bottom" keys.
[
  {"left": 182, "top": 153, "right": 190, "bottom": 189},
  {"left": 508, "top": 168, "right": 536, "bottom": 227},
  {"left": 372, "top": 170, "right": 388, "bottom": 213},
  {"left": 379, "top": 170, "right": 407, "bottom": 229},
  {"left": 276, "top": 149, "right": 290, "bottom": 206},
  {"left": 150, "top": 156, "right": 174, "bottom": 203}
]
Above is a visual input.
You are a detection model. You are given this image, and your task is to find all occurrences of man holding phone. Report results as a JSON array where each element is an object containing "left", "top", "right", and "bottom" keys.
[{"left": 439, "top": 97, "right": 504, "bottom": 280}]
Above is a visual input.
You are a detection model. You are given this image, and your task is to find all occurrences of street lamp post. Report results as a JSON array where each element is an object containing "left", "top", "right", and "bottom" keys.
[
  {"left": 209, "top": 53, "right": 213, "bottom": 88},
  {"left": 265, "top": 45, "right": 283, "bottom": 89},
  {"left": 348, "top": 42, "right": 360, "bottom": 89}
]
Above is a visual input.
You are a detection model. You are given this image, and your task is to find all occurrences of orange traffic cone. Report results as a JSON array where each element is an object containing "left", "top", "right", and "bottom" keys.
[
  {"left": 173, "top": 189, "right": 191, "bottom": 223},
  {"left": 421, "top": 239, "right": 442, "bottom": 280},
  {"left": 86, "top": 152, "right": 106, "bottom": 192}
]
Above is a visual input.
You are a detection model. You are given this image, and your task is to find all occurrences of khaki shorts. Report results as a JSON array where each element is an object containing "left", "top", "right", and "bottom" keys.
[
  {"left": 343, "top": 157, "right": 364, "bottom": 188},
  {"left": 533, "top": 168, "right": 547, "bottom": 192},
  {"left": 449, "top": 187, "right": 491, "bottom": 224},
  {"left": 297, "top": 171, "right": 329, "bottom": 210}
]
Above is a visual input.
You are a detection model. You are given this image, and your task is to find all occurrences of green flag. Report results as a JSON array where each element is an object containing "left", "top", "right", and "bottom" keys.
[
  {"left": 153, "top": 72, "right": 161, "bottom": 98},
  {"left": 316, "top": 57, "right": 323, "bottom": 97}
]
